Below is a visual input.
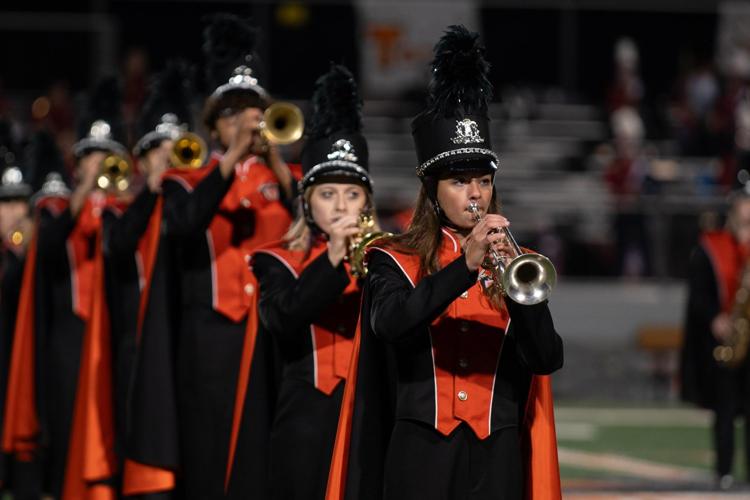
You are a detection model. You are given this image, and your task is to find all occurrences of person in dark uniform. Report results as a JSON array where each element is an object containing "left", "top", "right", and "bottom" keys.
[
  {"left": 327, "top": 26, "right": 563, "bottom": 500},
  {"left": 101, "top": 61, "right": 196, "bottom": 499},
  {"left": 227, "top": 64, "right": 373, "bottom": 500},
  {"left": 0, "top": 160, "right": 35, "bottom": 499},
  {"left": 681, "top": 189, "right": 750, "bottom": 490},
  {"left": 159, "top": 14, "right": 297, "bottom": 498},
  {"left": 3, "top": 77, "right": 130, "bottom": 498}
]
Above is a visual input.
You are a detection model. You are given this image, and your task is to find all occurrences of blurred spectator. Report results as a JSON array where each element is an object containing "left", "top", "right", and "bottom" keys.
[
  {"left": 671, "top": 58, "right": 720, "bottom": 156},
  {"left": 735, "top": 91, "right": 750, "bottom": 188},
  {"left": 603, "top": 107, "right": 652, "bottom": 277},
  {"left": 714, "top": 50, "right": 750, "bottom": 190},
  {"left": 607, "top": 37, "right": 644, "bottom": 113}
]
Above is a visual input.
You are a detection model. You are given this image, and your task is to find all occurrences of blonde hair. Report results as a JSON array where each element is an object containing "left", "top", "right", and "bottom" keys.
[{"left": 283, "top": 184, "right": 379, "bottom": 257}]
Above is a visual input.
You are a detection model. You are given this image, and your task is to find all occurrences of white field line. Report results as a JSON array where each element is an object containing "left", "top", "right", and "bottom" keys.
[
  {"left": 558, "top": 447, "right": 712, "bottom": 482},
  {"left": 556, "top": 407, "right": 712, "bottom": 427}
]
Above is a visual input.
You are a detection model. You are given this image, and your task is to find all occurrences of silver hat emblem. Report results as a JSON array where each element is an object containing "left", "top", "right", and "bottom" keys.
[
  {"left": 2, "top": 167, "right": 23, "bottom": 186},
  {"left": 228, "top": 65, "right": 259, "bottom": 87},
  {"left": 89, "top": 120, "right": 113, "bottom": 140},
  {"left": 40, "top": 172, "right": 70, "bottom": 196},
  {"left": 451, "top": 118, "right": 484, "bottom": 145},
  {"left": 155, "top": 113, "right": 184, "bottom": 139},
  {"left": 327, "top": 139, "right": 358, "bottom": 162}
]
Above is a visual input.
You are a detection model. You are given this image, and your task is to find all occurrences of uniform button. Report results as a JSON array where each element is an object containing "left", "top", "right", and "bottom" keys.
[
  {"left": 240, "top": 197, "right": 251, "bottom": 208},
  {"left": 244, "top": 283, "right": 255, "bottom": 295},
  {"left": 457, "top": 391, "right": 468, "bottom": 401},
  {"left": 244, "top": 254, "right": 251, "bottom": 264},
  {"left": 458, "top": 358, "right": 469, "bottom": 369},
  {"left": 460, "top": 291, "right": 469, "bottom": 299},
  {"left": 459, "top": 321, "right": 469, "bottom": 333}
]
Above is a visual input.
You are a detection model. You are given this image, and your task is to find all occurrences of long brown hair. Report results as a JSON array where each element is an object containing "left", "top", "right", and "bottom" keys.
[{"left": 386, "top": 182, "right": 500, "bottom": 279}]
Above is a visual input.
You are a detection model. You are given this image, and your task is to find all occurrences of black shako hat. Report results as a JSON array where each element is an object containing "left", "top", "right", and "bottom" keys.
[
  {"left": 26, "top": 130, "right": 70, "bottom": 205},
  {"left": 411, "top": 25, "right": 498, "bottom": 179},
  {"left": 134, "top": 60, "right": 196, "bottom": 158},
  {"left": 0, "top": 121, "right": 31, "bottom": 200},
  {"left": 73, "top": 77, "right": 128, "bottom": 158},
  {"left": 300, "top": 64, "right": 370, "bottom": 193},
  {"left": 0, "top": 167, "right": 32, "bottom": 201},
  {"left": 202, "top": 13, "right": 270, "bottom": 129}
]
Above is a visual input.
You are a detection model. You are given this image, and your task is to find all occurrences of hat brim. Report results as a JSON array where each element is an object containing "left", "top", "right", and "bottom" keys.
[
  {"left": 418, "top": 150, "right": 498, "bottom": 178},
  {"left": 299, "top": 161, "right": 372, "bottom": 192},
  {"left": 202, "top": 88, "right": 271, "bottom": 129},
  {"left": 0, "top": 184, "right": 32, "bottom": 201},
  {"left": 73, "top": 138, "right": 127, "bottom": 158},
  {"left": 133, "top": 131, "right": 172, "bottom": 158}
]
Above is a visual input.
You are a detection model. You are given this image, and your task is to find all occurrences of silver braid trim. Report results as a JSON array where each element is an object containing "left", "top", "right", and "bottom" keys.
[{"left": 416, "top": 148, "right": 499, "bottom": 177}]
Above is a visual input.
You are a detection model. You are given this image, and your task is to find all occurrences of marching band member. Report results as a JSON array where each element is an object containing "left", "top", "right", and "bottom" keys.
[
  {"left": 0, "top": 155, "right": 37, "bottom": 499},
  {"left": 327, "top": 26, "right": 563, "bottom": 500},
  {"left": 681, "top": 189, "right": 750, "bottom": 490},
  {"left": 2, "top": 77, "right": 131, "bottom": 499},
  {"left": 110, "top": 61, "right": 195, "bottom": 498},
  {"left": 227, "top": 64, "right": 373, "bottom": 500},
  {"left": 158, "top": 14, "right": 298, "bottom": 498}
]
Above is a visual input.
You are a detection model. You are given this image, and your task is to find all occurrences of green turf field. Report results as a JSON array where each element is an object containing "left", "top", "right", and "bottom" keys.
[{"left": 556, "top": 403, "right": 747, "bottom": 487}]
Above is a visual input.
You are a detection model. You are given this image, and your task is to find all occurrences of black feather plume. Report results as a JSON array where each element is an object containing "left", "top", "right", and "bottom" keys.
[
  {"left": 24, "top": 130, "right": 67, "bottom": 192},
  {"left": 308, "top": 64, "right": 362, "bottom": 140},
  {"left": 203, "top": 13, "right": 259, "bottom": 91},
  {"left": 138, "top": 60, "right": 196, "bottom": 137},
  {"left": 0, "top": 119, "right": 19, "bottom": 168},
  {"left": 77, "top": 76, "right": 125, "bottom": 141},
  {"left": 426, "top": 25, "right": 492, "bottom": 119}
]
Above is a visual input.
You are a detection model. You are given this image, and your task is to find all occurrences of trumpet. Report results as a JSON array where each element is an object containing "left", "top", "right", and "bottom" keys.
[
  {"left": 97, "top": 154, "right": 132, "bottom": 192},
  {"left": 467, "top": 201, "right": 556, "bottom": 305},
  {"left": 347, "top": 212, "right": 393, "bottom": 278},
  {"left": 260, "top": 102, "right": 304, "bottom": 145},
  {"left": 170, "top": 132, "right": 207, "bottom": 169}
]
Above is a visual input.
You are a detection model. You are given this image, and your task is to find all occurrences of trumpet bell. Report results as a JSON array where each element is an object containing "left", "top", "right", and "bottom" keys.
[
  {"left": 98, "top": 154, "right": 132, "bottom": 192},
  {"left": 502, "top": 253, "right": 557, "bottom": 306},
  {"left": 350, "top": 231, "right": 392, "bottom": 278},
  {"left": 261, "top": 102, "right": 304, "bottom": 145},
  {"left": 348, "top": 212, "right": 393, "bottom": 278},
  {"left": 171, "top": 132, "right": 207, "bottom": 169}
]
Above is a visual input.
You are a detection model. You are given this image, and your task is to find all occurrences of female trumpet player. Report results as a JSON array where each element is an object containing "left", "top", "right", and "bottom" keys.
[
  {"left": 157, "top": 14, "right": 298, "bottom": 499},
  {"left": 228, "top": 64, "right": 374, "bottom": 500},
  {"left": 327, "top": 26, "right": 563, "bottom": 500},
  {"left": 102, "top": 61, "right": 195, "bottom": 493}
]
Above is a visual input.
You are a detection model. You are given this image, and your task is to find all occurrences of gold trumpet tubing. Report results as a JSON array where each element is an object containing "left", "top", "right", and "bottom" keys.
[{"left": 348, "top": 212, "right": 393, "bottom": 278}]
